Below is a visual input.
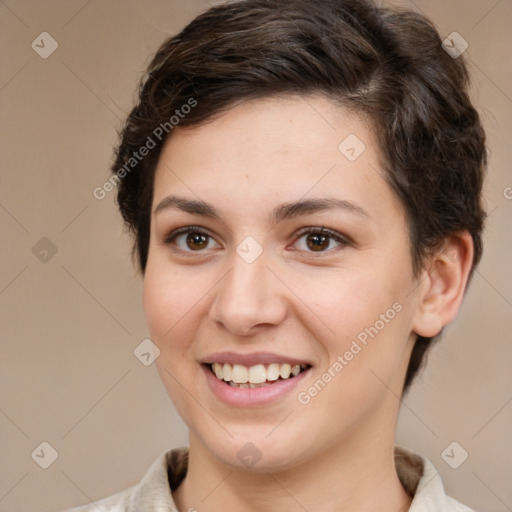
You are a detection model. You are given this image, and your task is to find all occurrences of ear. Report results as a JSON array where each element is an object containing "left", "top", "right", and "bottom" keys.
[{"left": 412, "top": 232, "right": 474, "bottom": 338}]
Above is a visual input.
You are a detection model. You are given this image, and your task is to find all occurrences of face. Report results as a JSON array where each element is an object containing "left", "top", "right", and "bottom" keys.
[{"left": 143, "top": 95, "right": 420, "bottom": 472}]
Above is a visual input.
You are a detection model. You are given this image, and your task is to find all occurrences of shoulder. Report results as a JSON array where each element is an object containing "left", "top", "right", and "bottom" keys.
[
  {"left": 62, "top": 486, "right": 135, "bottom": 512},
  {"left": 61, "top": 447, "right": 188, "bottom": 512},
  {"left": 445, "top": 495, "right": 477, "bottom": 512},
  {"left": 395, "top": 445, "right": 477, "bottom": 512}
]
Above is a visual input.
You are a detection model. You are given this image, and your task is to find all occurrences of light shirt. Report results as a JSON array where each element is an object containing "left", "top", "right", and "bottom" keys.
[{"left": 65, "top": 445, "right": 476, "bottom": 511}]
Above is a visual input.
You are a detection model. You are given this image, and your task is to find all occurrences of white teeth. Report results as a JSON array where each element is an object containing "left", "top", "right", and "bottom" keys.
[
  {"left": 279, "top": 363, "right": 291, "bottom": 379},
  {"left": 248, "top": 364, "right": 267, "bottom": 384},
  {"left": 231, "top": 364, "right": 249, "bottom": 383},
  {"left": 266, "top": 363, "right": 281, "bottom": 381},
  {"left": 213, "top": 362, "right": 223, "bottom": 379},
  {"left": 210, "top": 362, "right": 308, "bottom": 385},
  {"left": 291, "top": 365, "right": 301, "bottom": 376},
  {"left": 222, "top": 363, "right": 232, "bottom": 381}
]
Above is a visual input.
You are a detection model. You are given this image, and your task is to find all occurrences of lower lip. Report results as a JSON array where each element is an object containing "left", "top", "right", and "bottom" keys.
[{"left": 201, "top": 364, "right": 311, "bottom": 407}]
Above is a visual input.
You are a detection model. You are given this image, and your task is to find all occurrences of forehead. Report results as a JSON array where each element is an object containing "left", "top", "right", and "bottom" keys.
[{"left": 152, "top": 94, "right": 403, "bottom": 223}]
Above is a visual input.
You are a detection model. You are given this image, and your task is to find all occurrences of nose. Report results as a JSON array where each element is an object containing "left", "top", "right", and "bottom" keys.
[{"left": 209, "top": 250, "right": 288, "bottom": 337}]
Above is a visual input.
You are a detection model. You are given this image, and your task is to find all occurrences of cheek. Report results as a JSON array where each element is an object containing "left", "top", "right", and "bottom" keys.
[
  {"left": 301, "top": 265, "right": 398, "bottom": 338},
  {"left": 300, "top": 261, "right": 413, "bottom": 385},
  {"left": 142, "top": 266, "right": 205, "bottom": 418},
  {"left": 142, "top": 263, "right": 201, "bottom": 353}
]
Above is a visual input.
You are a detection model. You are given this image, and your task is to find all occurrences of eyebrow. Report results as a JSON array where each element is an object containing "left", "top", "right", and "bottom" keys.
[{"left": 153, "top": 195, "right": 371, "bottom": 224}]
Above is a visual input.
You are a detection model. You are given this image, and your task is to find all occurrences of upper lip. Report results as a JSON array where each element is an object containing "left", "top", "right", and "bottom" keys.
[{"left": 202, "top": 351, "right": 312, "bottom": 367}]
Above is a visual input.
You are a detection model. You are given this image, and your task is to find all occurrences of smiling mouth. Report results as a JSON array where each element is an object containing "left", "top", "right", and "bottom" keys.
[{"left": 206, "top": 362, "right": 311, "bottom": 388}]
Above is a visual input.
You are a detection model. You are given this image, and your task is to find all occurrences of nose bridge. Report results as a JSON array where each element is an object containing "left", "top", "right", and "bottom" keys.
[{"left": 210, "top": 245, "right": 286, "bottom": 335}]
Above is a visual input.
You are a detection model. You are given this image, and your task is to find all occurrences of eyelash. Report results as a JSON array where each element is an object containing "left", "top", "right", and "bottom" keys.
[{"left": 162, "top": 225, "right": 351, "bottom": 257}]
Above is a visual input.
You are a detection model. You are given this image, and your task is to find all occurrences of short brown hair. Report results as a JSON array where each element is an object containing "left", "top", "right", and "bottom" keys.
[{"left": 111, "top": 0, "right": 487, "bottom": 392}]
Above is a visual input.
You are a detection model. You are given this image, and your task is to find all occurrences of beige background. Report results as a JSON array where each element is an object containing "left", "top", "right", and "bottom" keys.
[{"left": 0, "top": 1, "right": 511, "bottom": 511}]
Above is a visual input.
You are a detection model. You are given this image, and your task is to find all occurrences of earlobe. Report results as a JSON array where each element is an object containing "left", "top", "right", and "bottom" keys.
[{"left": 412, "top": 232, "right": 474, "bottom": 338}]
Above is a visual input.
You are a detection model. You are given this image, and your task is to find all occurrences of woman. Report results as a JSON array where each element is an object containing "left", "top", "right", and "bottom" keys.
[{"left": 68, "top": 0, "right": 486, "bottom": 510}]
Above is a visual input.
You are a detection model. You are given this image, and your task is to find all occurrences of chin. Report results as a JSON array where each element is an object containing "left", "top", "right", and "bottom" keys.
[{"left": 197, "top": 427, "right": 308, "bottom": 473}]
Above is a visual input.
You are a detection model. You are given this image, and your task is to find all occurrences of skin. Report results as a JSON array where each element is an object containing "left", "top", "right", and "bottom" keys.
[{"left": 143, "top": 94, "right": 473, "bottom": 511}]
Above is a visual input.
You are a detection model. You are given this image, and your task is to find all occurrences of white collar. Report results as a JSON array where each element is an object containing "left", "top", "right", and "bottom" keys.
[{"left": 71, "top": 445, "right": 475, "bottom": 511}]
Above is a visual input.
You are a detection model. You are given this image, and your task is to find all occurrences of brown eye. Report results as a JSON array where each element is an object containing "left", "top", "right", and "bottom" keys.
[
  {"left": 306, "top": 233, "right": 330, "bottom": 251},
  {"left": 186, "top": 232, "right": 209, "bottom": 250},
  {"left": 164, "top": 227, "right": 221, "bottom": 254},
  {"left": 293, "top": 227, "right": 350, "bottom": 254}
]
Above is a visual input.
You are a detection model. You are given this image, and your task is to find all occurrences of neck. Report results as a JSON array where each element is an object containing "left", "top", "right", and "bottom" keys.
[{"left": 173, "top": 427, "right": 412, "bottom": 512}]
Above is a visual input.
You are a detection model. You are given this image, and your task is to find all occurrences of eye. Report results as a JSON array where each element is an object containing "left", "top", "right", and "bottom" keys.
[
  {"left": 292, "top": 227, "right": 350, "bottom": 254},
  {"left": 163, "top": 226, "right": 221, "bottom": 253}
]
